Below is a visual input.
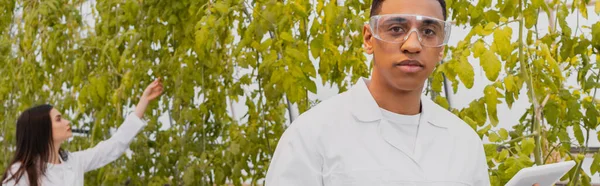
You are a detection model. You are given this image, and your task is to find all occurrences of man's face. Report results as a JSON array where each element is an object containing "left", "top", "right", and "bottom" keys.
[{"left": 363, "top": 0, "right": 446, "bottom": 92}]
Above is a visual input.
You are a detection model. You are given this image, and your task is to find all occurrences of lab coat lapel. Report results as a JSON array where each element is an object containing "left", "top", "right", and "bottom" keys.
[
  {"left": 413, "top": 117, "right": 450, "bottom": 163},
  {"left": 349, "top": 79, "right": 455, "bottom": 173},
  {"left": 378, "top": 119, "right": 421, "bottom": 165},
  {"left": 413, "top": 98, "right": 454, "bottom": 170},
  {"left": 350, "top": 79, "right": 422, "bottom": 164}
]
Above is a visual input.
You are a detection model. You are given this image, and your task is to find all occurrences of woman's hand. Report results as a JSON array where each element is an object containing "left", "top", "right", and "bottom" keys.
[
  {"left": 135, "top": 78, "right": 164, "bottom": 118},
  {"left": 141, "top": 78, "right": 164, "bottom": 101}
]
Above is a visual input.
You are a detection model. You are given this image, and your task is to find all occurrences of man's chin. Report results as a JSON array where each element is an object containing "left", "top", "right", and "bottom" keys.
[{"left": 391, "top": 80, "right": 426, "bottom": 93}]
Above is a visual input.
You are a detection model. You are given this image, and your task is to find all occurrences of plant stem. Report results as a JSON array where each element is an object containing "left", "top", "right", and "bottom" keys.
[
  {"left": 519, "top": 0, "right": 543, "bottom": 166},
  {"left": 499, "top": 132, "right": 538, "bottom": 146},
  {"left": 572, "top": 63, "right": 600, "bottom": 184}
]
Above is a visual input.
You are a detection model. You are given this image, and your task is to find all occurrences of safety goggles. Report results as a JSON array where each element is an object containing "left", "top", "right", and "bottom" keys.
[{"left": 369, "top": 14, "right": 452, "bottom": 47}]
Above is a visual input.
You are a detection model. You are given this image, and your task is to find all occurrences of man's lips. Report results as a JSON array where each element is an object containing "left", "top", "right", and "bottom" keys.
[
  {"left": 395, "top": 60, "right": 424, "bottom": 73},
  {"left": 396, "top": 60, "right": 424, "bottom": 67}
]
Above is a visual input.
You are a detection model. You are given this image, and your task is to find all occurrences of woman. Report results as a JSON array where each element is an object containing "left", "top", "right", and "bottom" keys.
[{"left": 2, "top": 79, "right": 163, "bottom": 186}]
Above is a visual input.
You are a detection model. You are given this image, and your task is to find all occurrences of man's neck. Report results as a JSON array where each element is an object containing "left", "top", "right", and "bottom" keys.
[{"left": 367, "top": 76, "right": 422, "bottom": 115}]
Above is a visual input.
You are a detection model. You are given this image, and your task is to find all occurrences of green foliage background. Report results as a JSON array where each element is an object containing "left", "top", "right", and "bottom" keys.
[{"left": 0, "top": 0, "right": 599, "bottom": 185}]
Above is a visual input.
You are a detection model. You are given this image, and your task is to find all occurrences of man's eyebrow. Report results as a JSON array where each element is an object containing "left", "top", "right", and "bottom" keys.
[
  {"left": 387, "top": 17, "right": 408, "bottom": 23},
  {"left": 422, "top": 19, "right": 441, "bottom": 25},
  {"left": 420, "top": 19, "right": 443, "bottom": 29}
]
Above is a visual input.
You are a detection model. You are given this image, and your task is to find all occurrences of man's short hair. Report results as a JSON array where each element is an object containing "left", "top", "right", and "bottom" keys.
[{"left": 369, "top": 0, "right": 447, "bottom": 20}]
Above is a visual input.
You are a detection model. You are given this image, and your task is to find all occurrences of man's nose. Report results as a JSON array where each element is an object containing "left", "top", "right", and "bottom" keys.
[{"left": 401, "top": 30, "right": 422, "bottom": 54}]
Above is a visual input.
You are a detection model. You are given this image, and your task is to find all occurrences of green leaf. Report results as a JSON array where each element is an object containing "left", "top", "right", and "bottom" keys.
[
  {"left": 457, "top": 58, "right": 474, "bottom": 88},
  {"left": 481, "top": 22, "right": 496, "bottom": 36},
  {"left": 324, "top": 1, "right": 336, "bottom": 24},
  {"left": 215, "top": 167, "right": 225, "bottom": 183},
  {"left": 567, "top": 99, "right": 584, "bottom": 121},
  {"left": 470, "top": 6, "right": 483, "bottom": 19},
  {"left": 230, "top": 142, "right": 240, "bottom": 155},
  {"left": 306, "top": 79, "right": 317, "bottom": 94},
  {"left": 596, "top": 0, "right": 600, "bottom": 14},
  {"left": 503, "top": 156, "right": 534, "bottom": 180},
  {"left": 310, "top": 35, "right": 324, "bottom": 58},
  {"left": 481, "top": 50, "right": 501, "bottom": 81},
  {"left": 431, "top": 66, "right": 445, "bottom": 93},
  {"left": 271, "top": 70, "right": 283, "bottom": 84},
  {"left": 592, "top": 22, "right": 600, "bottom": 50},
  {"left": 261, "top": 38, "right": 273, "bottom": 51},
  {"left": 285, "top": 47, "right": 308, "bottom": 62},
  {"left": 591, "top": 153, "right": 600, "bottom": 175},
  {"left": 303, "top": 61, "right": 317, "bottom": 77},
  {"left": 499, "top": 17, "right": 508, "bottom": 23},
  {"left": 214, "top": 1, "right": 229, "bottom": 15},
  {"left": 484, "top": 85, "right": 499, "bottom": 126},
  {"left": 310, "top": 20, "right": 320, "bottom": 34},
  {"left": 580, "top": 0, "right": 589, "bottom": 19},
  {"left": 472, "top": 99, "right": 489, "bottom": 126},
  {"left": 183, "top": 165, "right": 196, "bottom": 184},
  {"left": 168, "top": 14, "right": 179, "bottom": 24},
  {"left": 473, "top": 25, "right": 484, "bottom": 36},
  {"left": 291, "top": 2, "right": 308, "bottom": 18},
  {"left": 434, "top": 96, "right": 450, "bottom": 110},
  {"left": 499, "top": 128, "right": 509, "bottom": 140},
  {"left": 489, "top": 132, "right": 500, "bottom": 142},
  {"left": 573, "top": 124, "right": 585, "bottom": 146},
  {"left": 478, "top": 124, "right": 492, "bottom": 138},
  {"left": 497, "top": 149, "right": 509, "bottom": 162},
  {"left": 492, "top": 26, "right": 512, "bottom": 60},
  {"left": 500, "top": 0, "right": 518, "bottom": 17},
  {"left": 584, "top": 102, "right": 599, "bottom": 128},
  {"left": 473, "top": 40, "right": 486, "bottom": 58},
  {"left": 504, "top": 75, "right": 515, "bottom": 92},
  {"left": 281, "top": 32, "right": 294, "bottom": 42},
  {"left": 289, "top": 65, "right": 305, "bottom": 79},
  {"left": 520, "top": 138, "right": 535, "bottom": 155},
  {"left": 582, "top": 172, "right": 592, "bottom": 186},
  {"left": 597, "top": 131, "right": 600, "bottom": 145},
  {"left": 484, "top": 10, "right": 500, "bottom": 24},
  {"left": 543, "top": 101, "right": 560, "bottom": 125},
  {"left": 505, "top": 91, "right": 515, "bottom": 109},
  {"left": 541, "top": 44, "right": 561, "bottom": 78},
  {"left": 526, "top": 30, "right": 533, "bottom": 45},
  {"left": 523, "top": 7, "right": 538, "bottom": 29},
  {"left": 484, "top": 143, "right": 498, "bottom": 159},
  {"left": 531, "top": 0, "right": 544, "bottom": 9},
  {"left": 463, "top": 116, "right": 478, "bottom": 131},
  {"left": 558, "top": 5, "right": 572, "bottom": 36}
]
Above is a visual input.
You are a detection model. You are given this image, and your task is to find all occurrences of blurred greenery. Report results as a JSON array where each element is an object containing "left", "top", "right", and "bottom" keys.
[{"left": 0, "top": 0, "right": 599, "bottom": 185}]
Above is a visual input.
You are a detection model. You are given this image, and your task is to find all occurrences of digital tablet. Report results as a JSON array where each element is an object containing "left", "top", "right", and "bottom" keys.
[{"left": 505, "top": 160, "right": 576, "bottom": 186}]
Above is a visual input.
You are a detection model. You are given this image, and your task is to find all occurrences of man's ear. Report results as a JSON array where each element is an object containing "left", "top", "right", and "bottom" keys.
[
  {"left": 363, "top": 24, "right": 374, "bottom": 54},
  {"left": 438, "top": 46, "right": 445, "bottom": 61}
]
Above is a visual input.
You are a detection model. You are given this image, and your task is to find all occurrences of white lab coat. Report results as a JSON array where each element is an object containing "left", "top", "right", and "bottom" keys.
[
  {"left": 266, "top": 79, "right": 491, "bottom": 186},
  {"left": 2, "top": 114, "right": 146, "bottom": 186}
]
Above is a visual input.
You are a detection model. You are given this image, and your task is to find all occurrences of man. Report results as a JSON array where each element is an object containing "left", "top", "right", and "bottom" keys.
[{"left": 266, "top": 0, "right": 491, "bottom": 185}]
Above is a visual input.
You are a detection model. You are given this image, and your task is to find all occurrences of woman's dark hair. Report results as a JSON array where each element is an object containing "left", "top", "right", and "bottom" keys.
[{"left": 1, "top": 104, "right": 68, "bottom": 186}]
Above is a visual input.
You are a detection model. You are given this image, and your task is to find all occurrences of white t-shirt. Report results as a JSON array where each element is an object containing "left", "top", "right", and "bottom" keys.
[{"left": 380, "top": 108, "right": 421, "bottom": 155}]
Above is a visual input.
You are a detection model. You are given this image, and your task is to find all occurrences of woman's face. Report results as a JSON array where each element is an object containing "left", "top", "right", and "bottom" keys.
[{"left": 50, "top": 108, "right": 72, "bottom": 143}]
